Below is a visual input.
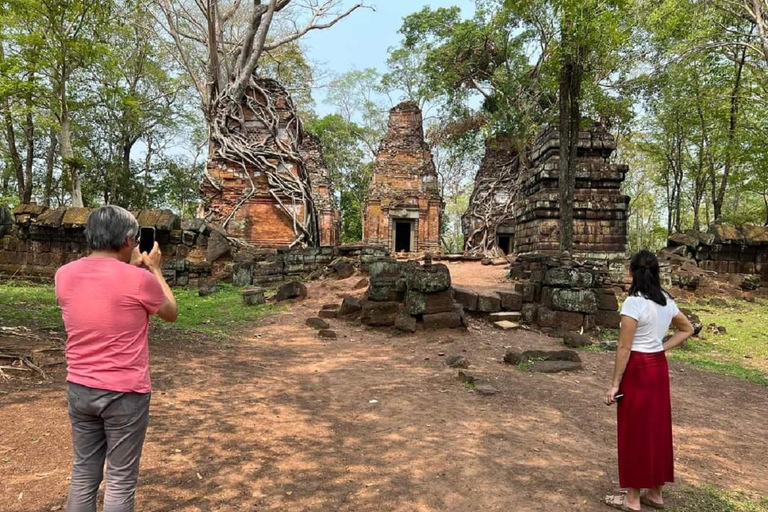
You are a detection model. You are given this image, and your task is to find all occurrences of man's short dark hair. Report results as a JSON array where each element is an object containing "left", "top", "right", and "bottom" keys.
[{"left": 85, "top": 205, "right": 139, "bottom": 252}]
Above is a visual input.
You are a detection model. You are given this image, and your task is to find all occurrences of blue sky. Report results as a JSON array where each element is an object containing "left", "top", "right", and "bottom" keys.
[{"left": 304, "top": 1, "right": 475, "bottom": 114}]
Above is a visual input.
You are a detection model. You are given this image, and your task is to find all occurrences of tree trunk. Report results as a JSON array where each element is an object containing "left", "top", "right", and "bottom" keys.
[
  {"left": 713, "top": 41, "right": 748, "bottom": 223},
  {"left": 558, "top": 45, "right": 582, "bottom": 254},
  {"left": 43, "top": 128, "right": 58, "bottom": 207},
  {"left": 2, "top": 98, "right": 26, "bottom": 203},
  {"left": 58, "top": 65, "right": 83, "bottom": 207},
  {"left": 22, "top": 103, "right": 34, "bottom": 204}
]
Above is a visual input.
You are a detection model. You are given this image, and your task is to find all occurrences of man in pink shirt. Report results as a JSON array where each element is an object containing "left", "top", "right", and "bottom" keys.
[{"left": 55, "top": 205, "right": 178, "bottom": 512}]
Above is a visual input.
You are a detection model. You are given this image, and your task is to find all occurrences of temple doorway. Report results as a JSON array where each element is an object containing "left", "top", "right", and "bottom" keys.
[
  {"left": 497, "top": 234, "right": 513, "bottom": 255},
  {"left": 394, "top": 220, "right": 414, "bottom": 252}
]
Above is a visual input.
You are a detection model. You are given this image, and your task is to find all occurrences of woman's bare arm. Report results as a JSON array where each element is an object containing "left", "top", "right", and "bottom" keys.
[{"left": 663, "top": 312, "right": 694, "bottom": 352}]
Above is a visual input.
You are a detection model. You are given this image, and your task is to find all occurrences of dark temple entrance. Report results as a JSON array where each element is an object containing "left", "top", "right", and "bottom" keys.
[
  {"left": 394, "top": 220, "right": 413, "bottom": 252},
  {"left": 497, "top": 234, "right": 512, "bottom": 255}
]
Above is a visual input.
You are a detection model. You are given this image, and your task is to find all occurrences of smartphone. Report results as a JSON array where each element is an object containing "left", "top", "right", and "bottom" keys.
[
  {"left": 139, "top": 227, "right": 155, "bottom": 254},
  {"left": 614, "top": 393, "right": 624, "bottom": 401}
]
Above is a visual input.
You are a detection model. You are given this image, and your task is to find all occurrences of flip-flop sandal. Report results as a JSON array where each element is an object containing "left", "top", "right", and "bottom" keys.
[
  {"left": 604, "top": 494, "right": 641, "bottom": 512},
  {"left": 641, "top": 493, "right": 665, "bottom": 509}
]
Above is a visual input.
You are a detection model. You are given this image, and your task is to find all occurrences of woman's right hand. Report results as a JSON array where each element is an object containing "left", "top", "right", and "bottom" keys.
[{"left": 604, "top": 385, "right": 620, "bottom": 406}]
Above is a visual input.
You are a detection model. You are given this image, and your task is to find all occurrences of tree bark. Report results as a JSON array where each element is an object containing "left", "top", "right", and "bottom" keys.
[
  {"left": 22, "top": 101, "right": 34, "bottom": 204},
  {"left": 558, "top": 42, "right": 582, "bottom": 254},
  {"left": 57, "top": 64, "right": 83, "bottom": 207},
  {"left": 713, "top": 41, "right": 748, "bottom": 223},
  {"left": 43, "top": 128, "right": 58, "bottom": 207},
  {"left": 2, "top": 99, "right": 25, "bottom": 203}
]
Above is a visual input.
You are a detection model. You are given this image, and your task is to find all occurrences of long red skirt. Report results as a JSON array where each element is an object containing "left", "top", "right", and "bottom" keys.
[{"left": 617, "top": 351, "right": 674, "bottom": 489}]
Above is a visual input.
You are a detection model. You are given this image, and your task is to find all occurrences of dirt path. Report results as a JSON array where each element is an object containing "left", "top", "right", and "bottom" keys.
[{"left": 1, "top": 275, "right": 766, "bottom": 512}]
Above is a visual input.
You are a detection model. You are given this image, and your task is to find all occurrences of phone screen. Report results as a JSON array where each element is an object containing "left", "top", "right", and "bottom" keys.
[{"left": 139, "top": 227, "right": 155, "bottom": 254}]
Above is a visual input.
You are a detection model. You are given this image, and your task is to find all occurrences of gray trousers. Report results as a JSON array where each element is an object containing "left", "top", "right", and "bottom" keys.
[{"left": 66, "top": 382, "right": 151, "bottom": 512}]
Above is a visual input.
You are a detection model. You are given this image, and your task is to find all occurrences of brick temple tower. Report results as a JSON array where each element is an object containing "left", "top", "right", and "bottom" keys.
[{"left": 363, "top": 101, "right": 442, "bottom": 253}]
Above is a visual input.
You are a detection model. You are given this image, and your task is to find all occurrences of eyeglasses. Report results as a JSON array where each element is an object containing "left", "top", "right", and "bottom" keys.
[{"left": 133, "top": 233, "right": 141, "bottom": 245}]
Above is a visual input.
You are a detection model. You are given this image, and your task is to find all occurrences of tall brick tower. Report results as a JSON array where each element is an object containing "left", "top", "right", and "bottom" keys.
[{"left": 363, "top": 101, "right": 442, "bottom": 254}]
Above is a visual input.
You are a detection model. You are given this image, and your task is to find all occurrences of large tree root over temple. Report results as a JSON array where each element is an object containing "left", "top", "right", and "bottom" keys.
[{"left": 203, "top": 77, "right": 318, "bottom": 248}]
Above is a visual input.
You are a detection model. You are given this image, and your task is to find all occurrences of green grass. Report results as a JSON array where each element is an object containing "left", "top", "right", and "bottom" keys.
[
  {"left": 671, "top": 298, "right": 768, "bottom": 386},
  {"left": 667, "top": 484, "right": 768, "bottom": 512},
  {"left": 0, "top": 280, "right": 62, "bottom": 329},
  {"left": 164, "top": 284, "right": 276, "bottom": 335},
  {"left": 0, "top": 280, "right": 276, "bottom": 337}
]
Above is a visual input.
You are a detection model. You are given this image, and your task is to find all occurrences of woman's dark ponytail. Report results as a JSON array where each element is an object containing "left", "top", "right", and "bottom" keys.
[{"left": 628, "top": 250, "right": 668, "bottom": 306}]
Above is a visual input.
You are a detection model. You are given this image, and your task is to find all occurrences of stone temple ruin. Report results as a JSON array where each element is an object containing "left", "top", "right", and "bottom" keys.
[
  {"left": 463, "top": 123, "right": 630, "bottom": 259},
  {"left": 363, "top": 101, "right": 442, "bottom": 254},
  {"left": 462, "top": 134, "right": 518, "bottom": 255},
  {"left": 300, "top": 132, "right": 340, "bottom": 247},
  {"left": 201, "top": 78, "right": 338, "bottom": 248}
]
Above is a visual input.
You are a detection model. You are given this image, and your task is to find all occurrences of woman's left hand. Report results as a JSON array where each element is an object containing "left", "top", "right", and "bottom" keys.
[{"left": 604, "top": 385, "right": 620, "bottom": 406}]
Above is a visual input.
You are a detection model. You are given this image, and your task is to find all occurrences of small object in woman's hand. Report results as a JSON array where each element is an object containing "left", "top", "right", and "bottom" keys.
[{"left": 614, "top": 393, "right": 624, "bottom": 400}]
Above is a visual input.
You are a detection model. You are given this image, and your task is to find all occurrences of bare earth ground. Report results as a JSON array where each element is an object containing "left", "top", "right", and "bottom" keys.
[{"left": 1, "top": 265, "right": 767, "bottom": 512}]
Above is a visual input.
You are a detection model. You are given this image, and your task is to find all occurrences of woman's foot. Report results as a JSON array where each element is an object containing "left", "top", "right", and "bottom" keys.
[
  {"left": 604, "top": 493, "right": 641, "bottom": 511},
  {"left": 641, "top": 487, "right": 665, "bottom": 509}
]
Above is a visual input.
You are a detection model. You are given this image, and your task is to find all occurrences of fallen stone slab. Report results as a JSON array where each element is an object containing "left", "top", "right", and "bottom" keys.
[
  {"left": 498, "top": 290, "right": 523, "bottom": 311},
  {"left": 306, "top": 317, "right": 330, "bottom": 330},
  {"left": 242, "top": 287, "right": 265, "bottom": 306},
  {"left": 493, "top": 320, "right": 520, "bottom": 331},
  {"left": 318, "top": 329, "right": 338, "bottom": 339},
  {"left": 489, "top": 311, "right": 521, "bottom": 322},
  {"left": 275, "top": 281, "right": 307, "bottom": 302},
  {"left": 476, "top": 291, "right": 501, "bottom": 313},
  {"left": 423, "top": 310, "right": 463, "bottom": 329},
  {"left": 504, "top": 349, "right": 581, "bottom": 365},
  {"left": 339, "top": 296, "right": 363, "bottom": 316},
  {"left": 405, "top": 288, "right": 455, "bottom": 315},
  {"left": 321, "top": 304, "right": 338, "bottom": 310},
  {"left": 353, "top": 277, "right": 369, "bottom": 289},
  {"left": 446, "top": 355, "right": 469, "bottom": 369},
  {"left": 198, "top": 284, "right": 220, "bottom": 297},
  {"left": 405, "top": 263, "right": 452, "bottom": 293},
  {"left": 474, "top": 378, "right": 498, "bottom": 395},
  {"left": 453, "top": 286, "right": 478, "bottom": 312},
  {"left": 530, "top": 360, "right": 583, "bottom": 373},
  {"left": 318, "top": 309, "right": 339, "bottom": 319}
]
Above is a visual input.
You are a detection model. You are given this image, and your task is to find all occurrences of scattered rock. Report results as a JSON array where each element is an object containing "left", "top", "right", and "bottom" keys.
[
  {"left": 321, "top": 304, "right": 337, "bottom": 310},
  {"left": 241, "top": 287, "right": 265, "bottom": 306},
  {"left": 339, "top": 296, "right": 363, "bottom": 316},
  {"left": 308, "top": 269, "right": 324, "bottom": 280},
  {"left": 275, "top": 281, "right": 308, "bottom": 302},
  {"left": 521, "top": 303, "right": 538, "bottom": 324},
  {"left": 718, "top": 325, "right": 727, "bottom": 334},
  {"left": 331, "top": 259, "right": 356, "bottom": 279},
  {"left": 679, "top": 308, "right": 702, "bottom": 336},
  {"left": 457, "top": 369, "right": 479, "bottom": 384},
  {"left": 394, "top": 310, "right": 417, "bottom": 333},
  {"left": 709, "top": 298, "right": 728, "bottom": 307},
  {"left": 530, "top": 360, "right": 583, "bottom": 373},
  {"left": 198, "top": 284, "right": 220, "bottom": 297},
  {"left": 318, "top": 309, "right": 339, "bottom": 319},
  {"left": 353, "top": 277, "right": 369, "bottom": 290},
  {"left": 318, "top": 329, "right": 338, "bottom": 339},
  {"left": 474, "top": 378, "right": 498, "bottom": 395},
  {"left": 493, "top": 321, "right": 520, "bottom": 331},
  {"left": 600, "top": 340, "right": 618, "bottom": 351},
  {"left": 446, "top": 355, "right": 469, "bottom": 368},
  {"left": 560, "top": 331, "right": 592, "bottom": 348},
  {"left": 306, "top": 317, "right": 330, "bottom": 330}
]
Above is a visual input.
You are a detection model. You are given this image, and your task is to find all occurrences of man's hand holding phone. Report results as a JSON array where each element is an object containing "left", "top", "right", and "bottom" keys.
[{"left": 141, "top": 242, "right": 162, "bottom": 272}]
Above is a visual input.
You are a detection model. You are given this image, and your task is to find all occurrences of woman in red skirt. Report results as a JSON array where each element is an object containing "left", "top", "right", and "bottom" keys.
[{"left": 603, "top": 250, "right": 695, "bottom": 511}]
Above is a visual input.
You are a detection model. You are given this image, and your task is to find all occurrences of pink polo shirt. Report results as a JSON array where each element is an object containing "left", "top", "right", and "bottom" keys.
[{"left": 55, "top": 257, "right": 166, "bottom": 393}]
